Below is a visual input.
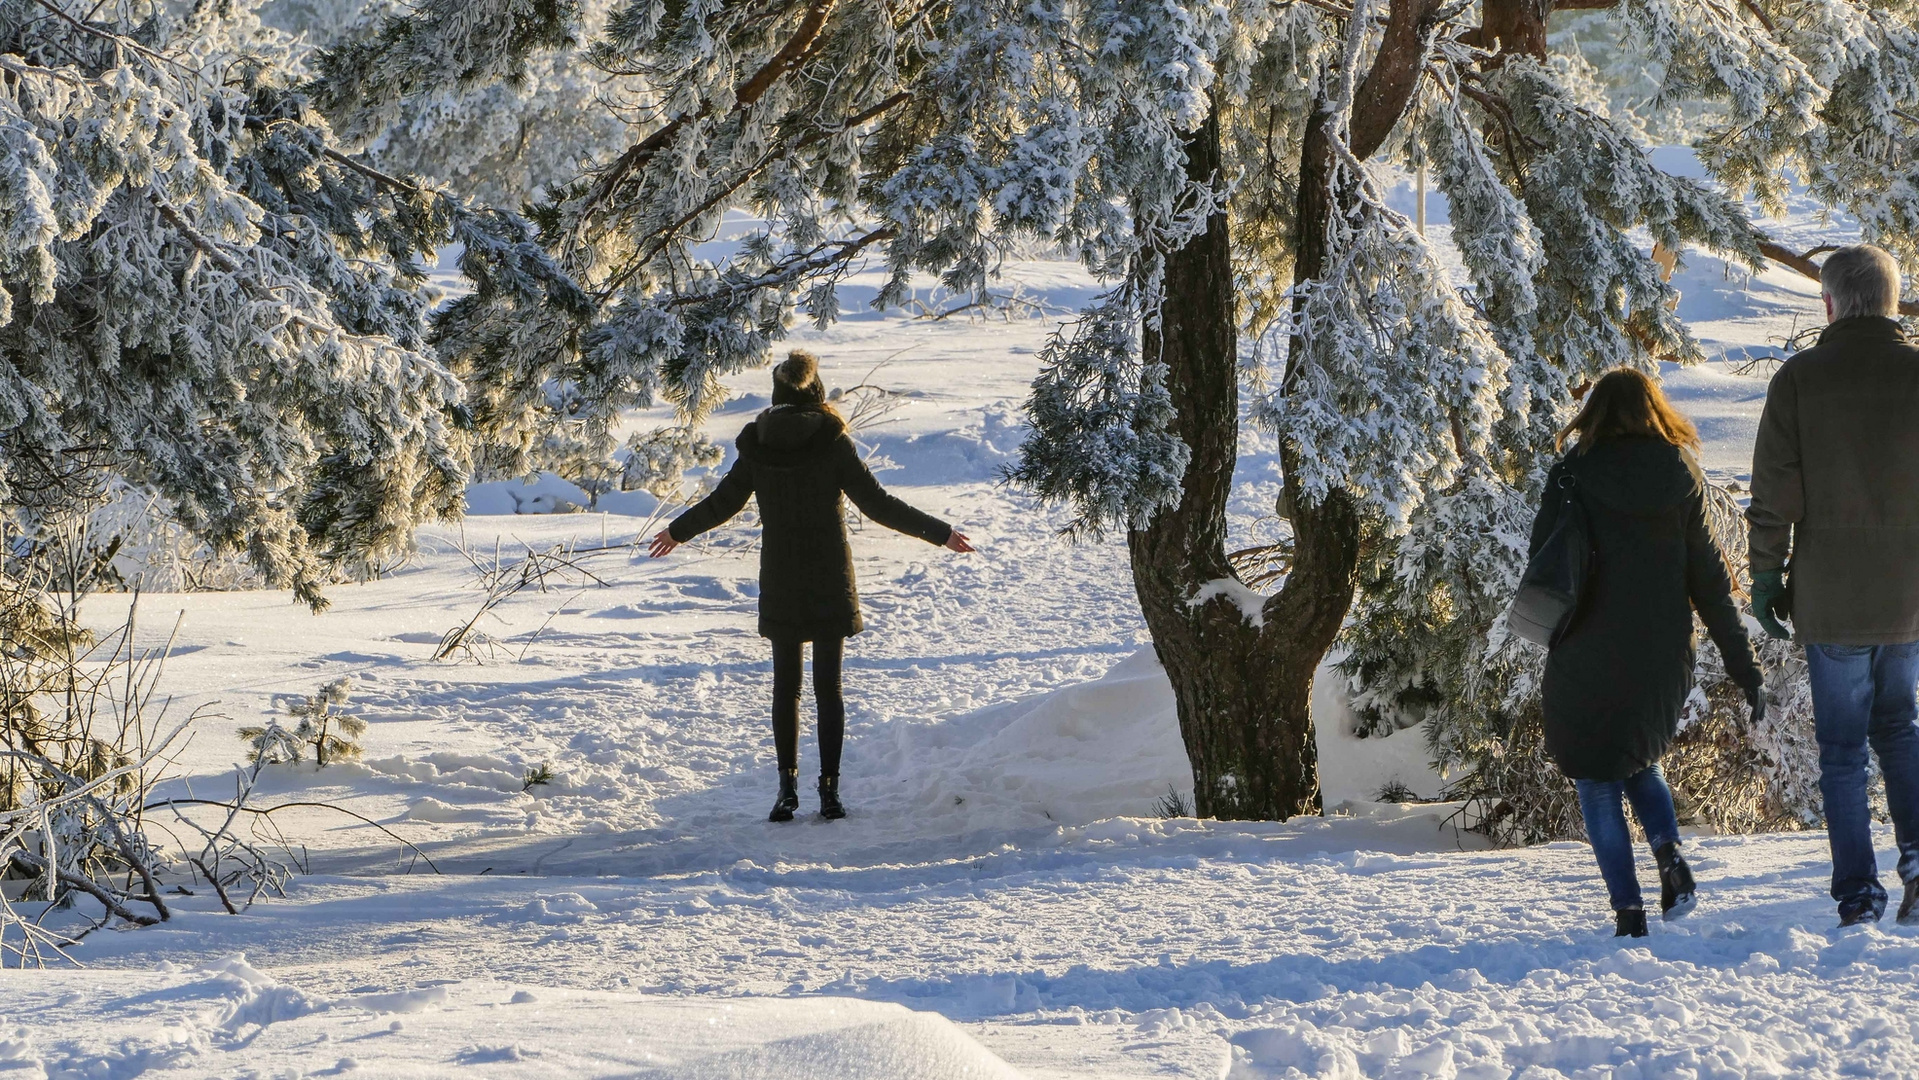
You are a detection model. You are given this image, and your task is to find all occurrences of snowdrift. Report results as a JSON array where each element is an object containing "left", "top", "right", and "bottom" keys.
[
  {"left": 872, "top": 647, "right": 1445, "bottom": 833},
  {"left": 10, "top": 956, "right": 1026, "bottom": 1079}
]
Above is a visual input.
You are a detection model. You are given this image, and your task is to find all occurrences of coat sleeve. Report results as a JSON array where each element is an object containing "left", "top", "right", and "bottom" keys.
[
  {"left": 667, "top": 457, "right": 753, "bottom": 543},
  {"left": 835, "top": 437, "right": 952, "bottom": 545},
  {"left": 1526, "top": 460, "right": 1569, "bottom": 560},
  {"left": 1686, "top": 482, "right": 1763, "bottom": 690},
  {"left": 1746, "top": 365, "right": 1802, "bottom": 573}
]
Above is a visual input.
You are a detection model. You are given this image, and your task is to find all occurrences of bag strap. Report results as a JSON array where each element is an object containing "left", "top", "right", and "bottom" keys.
[{"left": 1554, "top": 467, "right": 1583, "bottom": 523}]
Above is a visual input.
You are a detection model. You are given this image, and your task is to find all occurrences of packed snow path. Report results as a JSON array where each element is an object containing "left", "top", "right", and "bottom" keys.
[{"left": 22, "top": 253, "right": 1917, "bottom": 1077}]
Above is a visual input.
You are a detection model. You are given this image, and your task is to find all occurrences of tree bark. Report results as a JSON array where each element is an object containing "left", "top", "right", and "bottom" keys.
[
  {"left": 1129, "top": 0, "right": 1442, "bottom": 821},
  {"left": 1477, "top": 0, "right": 1550, "bottom": 59},
  {"left": 1130, "top": 108, "right": 1321, "bottom": 820}
]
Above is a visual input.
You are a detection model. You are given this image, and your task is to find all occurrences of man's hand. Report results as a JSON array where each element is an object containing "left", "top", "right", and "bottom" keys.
[
  {"left": 648, "top": 530, "right": 679, "bottom": 558},
  {"left": 1750, "top": 568, "right": 1793, "bottom": 640},
  {"left": 945, "top": 530, "right": 976, "bottom": 553},
  {"left": 1745, "top": 683, "right": 1768, "bottom": 727}
]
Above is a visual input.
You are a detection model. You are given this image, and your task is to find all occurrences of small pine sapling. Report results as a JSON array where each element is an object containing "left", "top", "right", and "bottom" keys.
[
  {"left": 237, "top": 721, "right": 305, "bottom": 767},
  {"left": 1152, "top": 786, "right": 1193, "bottom": 819},
  {"left": 240, "top": 679, "right": 366, "bottom": 767},
  {"left": 1372, "top": 779, "right": 1419, "bottom": 804}
]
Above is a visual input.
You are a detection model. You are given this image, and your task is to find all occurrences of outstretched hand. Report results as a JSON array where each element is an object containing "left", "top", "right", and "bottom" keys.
[
  {"left": 648, "top": 530, "right": 679, "bottom": 558},
  {"left": 945, "top": 530, "right": 976, "bottom": 553},
  {"left": 1745, "top": 683, "right": 1768, "bottom": 727}
]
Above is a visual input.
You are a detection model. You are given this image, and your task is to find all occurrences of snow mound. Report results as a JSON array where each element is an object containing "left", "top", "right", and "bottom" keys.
[
  {"left": 879, "top": 647, "right": 1191, "bottom": 826},
  {"left": 628, "top": 1009, "right": 1025, "bottom": 1079},
  {"left": 876, "top": 647, "right": 1444, "bottom": 830},
  {"left": 13, "top": 971, "right": 1026, "bottom": 1080}
]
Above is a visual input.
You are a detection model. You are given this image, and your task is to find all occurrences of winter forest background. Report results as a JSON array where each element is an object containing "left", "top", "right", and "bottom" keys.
[{"left": 3, "top": 0, "right": 1919, "bottom": 1075}]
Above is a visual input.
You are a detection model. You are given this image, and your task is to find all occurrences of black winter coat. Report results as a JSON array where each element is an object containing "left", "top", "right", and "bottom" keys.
[
  {"left": 1531, "top": 437, "right": 1761, "bottom": 781},
  {"left": 666, "top": 405, "right": 952, "bottom": 641}
]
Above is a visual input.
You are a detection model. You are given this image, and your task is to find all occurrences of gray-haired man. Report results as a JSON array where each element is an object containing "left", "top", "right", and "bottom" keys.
[{"left": 1748, "top": 244, "right": 1919, "bottom": 926}]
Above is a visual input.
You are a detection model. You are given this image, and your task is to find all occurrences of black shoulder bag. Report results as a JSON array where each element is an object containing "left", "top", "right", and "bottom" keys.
[{"left": 1507, "top": 471, "right": 1593, "bottom": 648}]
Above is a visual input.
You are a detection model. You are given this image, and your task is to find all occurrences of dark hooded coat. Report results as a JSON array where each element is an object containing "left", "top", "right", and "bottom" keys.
[
  {"left": 666, "top": 405, "right": 952, "bottom": 641},
  {"left": 1530, "top": 436, "right": 1761, "bottom": 781}
]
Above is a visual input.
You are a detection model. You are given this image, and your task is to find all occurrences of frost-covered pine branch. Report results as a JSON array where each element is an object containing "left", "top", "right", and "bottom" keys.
[{"left": 0, "top": 0, "right": 579, "bottom": 604}]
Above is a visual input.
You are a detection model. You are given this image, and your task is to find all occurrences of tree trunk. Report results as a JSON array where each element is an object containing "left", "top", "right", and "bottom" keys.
[
  {"left": 1128, "top": 0, "right": 1445, "bottom": 821},
  {"left": 1129, "top": 108, "right": 1323, "bottom": 820},
  {"left": 1477, "top": 0, "right": 1549, "bottom": 58}
]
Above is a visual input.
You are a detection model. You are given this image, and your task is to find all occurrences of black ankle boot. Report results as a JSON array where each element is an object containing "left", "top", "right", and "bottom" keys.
[
  {"left": 817, "top": 774, "right": 846, "bottom": 820},
  {"left": 1654, "top": 841, "right": 1696, "bottom": 921},
  {"left": 769, "top": 769, "right": 800, "bottom": 822},
  {"left": 1615, "top": 908, "right": 1648, "bottom": 938}
]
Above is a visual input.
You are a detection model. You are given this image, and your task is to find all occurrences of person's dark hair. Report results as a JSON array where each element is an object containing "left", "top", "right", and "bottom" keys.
[
  {"left": 771, "top": 349, "right": 828, "bottom": 407},
  {"left": 1555, "top": 368, "right": 1700, "bottom": 455},
  {"left": 1821, "top": 244, "right": 1902, "bottom": 320}
]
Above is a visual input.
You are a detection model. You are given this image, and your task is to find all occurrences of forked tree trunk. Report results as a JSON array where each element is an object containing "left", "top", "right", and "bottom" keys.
[
  {"left": 1129, "top": 108, "right": 1327, "bottom": 820},
  {"left": 1129, "top": 0, "right": 1444, "bottom": 821}
]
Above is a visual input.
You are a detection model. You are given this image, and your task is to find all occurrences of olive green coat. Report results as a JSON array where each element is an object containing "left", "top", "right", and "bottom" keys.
[{"left": 1749, "top": 316, "right": 1919, "bottom": 645}]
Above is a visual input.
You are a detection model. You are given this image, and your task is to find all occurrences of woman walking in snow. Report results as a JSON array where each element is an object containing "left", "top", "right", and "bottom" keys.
[
  {"left": 1529, "top": 369, "right": 1763, "bottom": 937},
  {"left": 649, "top": 350, "right": 976, "bottom": 822}
]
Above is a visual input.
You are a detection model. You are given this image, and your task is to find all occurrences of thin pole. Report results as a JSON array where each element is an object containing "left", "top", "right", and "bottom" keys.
[{"left": 1415, "top": 162, "right": 1427, "bottom": 237}]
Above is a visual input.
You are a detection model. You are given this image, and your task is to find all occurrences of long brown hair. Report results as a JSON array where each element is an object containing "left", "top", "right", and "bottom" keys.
[{"left": 1555, "top": 368, "right": 1700, "bottom": 455}]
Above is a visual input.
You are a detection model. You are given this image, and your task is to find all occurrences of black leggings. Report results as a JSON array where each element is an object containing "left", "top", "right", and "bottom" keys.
[{"left": 770, "top": 637, "right": 845, "bottom": 776}]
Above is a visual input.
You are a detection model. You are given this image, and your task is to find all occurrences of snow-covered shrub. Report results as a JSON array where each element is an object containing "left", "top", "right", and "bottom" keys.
[
  {"left": 0, "top": 579, "right": 109, "bottom": 813},
  {"left": 524, "top": 414, "right": 619, "bottom": 512},
  {"left": 1668, "top": 487, "right": 1823, "bottom": 834},
  {"left": 75, "top": 482, "right": 263, "bottom": 594},
  {"left": 241, "top": 679, "right": 365, "bottom": 768},
  {"left": 0, "top": 577, "right": 188, "bottom": 953}
]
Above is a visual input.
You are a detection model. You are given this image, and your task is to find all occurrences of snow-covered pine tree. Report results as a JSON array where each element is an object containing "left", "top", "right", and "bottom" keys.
[
  {"left": 302, "top": 0, "right": 1308, "bottom": 816},
  {"left": 294, "top": 0, "right": 1916, "bottom": 824},
  {"left": 240, "top": 677, "right": 364, "bottom": 767},
  {"left": 1336, "top": 0, "right": 1919, "bottom": 840},
  {"left": 1005, "top": 0, "right": 1909, "bottom": 822},
  {"left": 0, "top": 0, "right": 577, "bottom": 604}
]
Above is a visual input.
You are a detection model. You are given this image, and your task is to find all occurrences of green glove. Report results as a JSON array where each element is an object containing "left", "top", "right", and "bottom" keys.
[{"left": 1750, "top": 568, "right": 1793, "bottom": 641}]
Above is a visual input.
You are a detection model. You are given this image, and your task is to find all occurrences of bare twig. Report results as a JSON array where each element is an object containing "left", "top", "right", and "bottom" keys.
[
  {"left": 436, "top": 540, "right": 610, "bottom": 662},
  {"left": 187, "top": 856, "right": 238, "bottom": 914},
  {"left": 5, "top": 851, "right": 158, "bottom": 926},
  {"left": 143, "top": 798, "right": 442, "bottom": 875}
]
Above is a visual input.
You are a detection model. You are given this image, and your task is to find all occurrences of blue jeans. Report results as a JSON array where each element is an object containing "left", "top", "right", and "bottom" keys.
[
  {"left": 1576, "top": 765, "right": 1681, "bottom": 911},
  {"left": 1804, "top": 641, "right": 1919, "bottom": 909}
]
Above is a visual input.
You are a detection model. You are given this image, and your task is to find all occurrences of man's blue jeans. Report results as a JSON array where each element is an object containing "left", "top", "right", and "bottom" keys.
[
  {"left": 1575, "top": 765, "right": 1681, "bottom": 912},
  {"left": 1804, "top": 641, "right": 1919, "bottom": 908}
]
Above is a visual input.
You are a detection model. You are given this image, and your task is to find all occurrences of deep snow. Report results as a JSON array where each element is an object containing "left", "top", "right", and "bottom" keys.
[{"left": 14, "top": 220, "right": 1915, "bottom": 1078}]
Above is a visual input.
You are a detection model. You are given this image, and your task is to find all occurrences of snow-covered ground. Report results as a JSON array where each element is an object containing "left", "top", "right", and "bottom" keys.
[{"left": 18, "top": 233, "right": 1917, "bottom": 1078}]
